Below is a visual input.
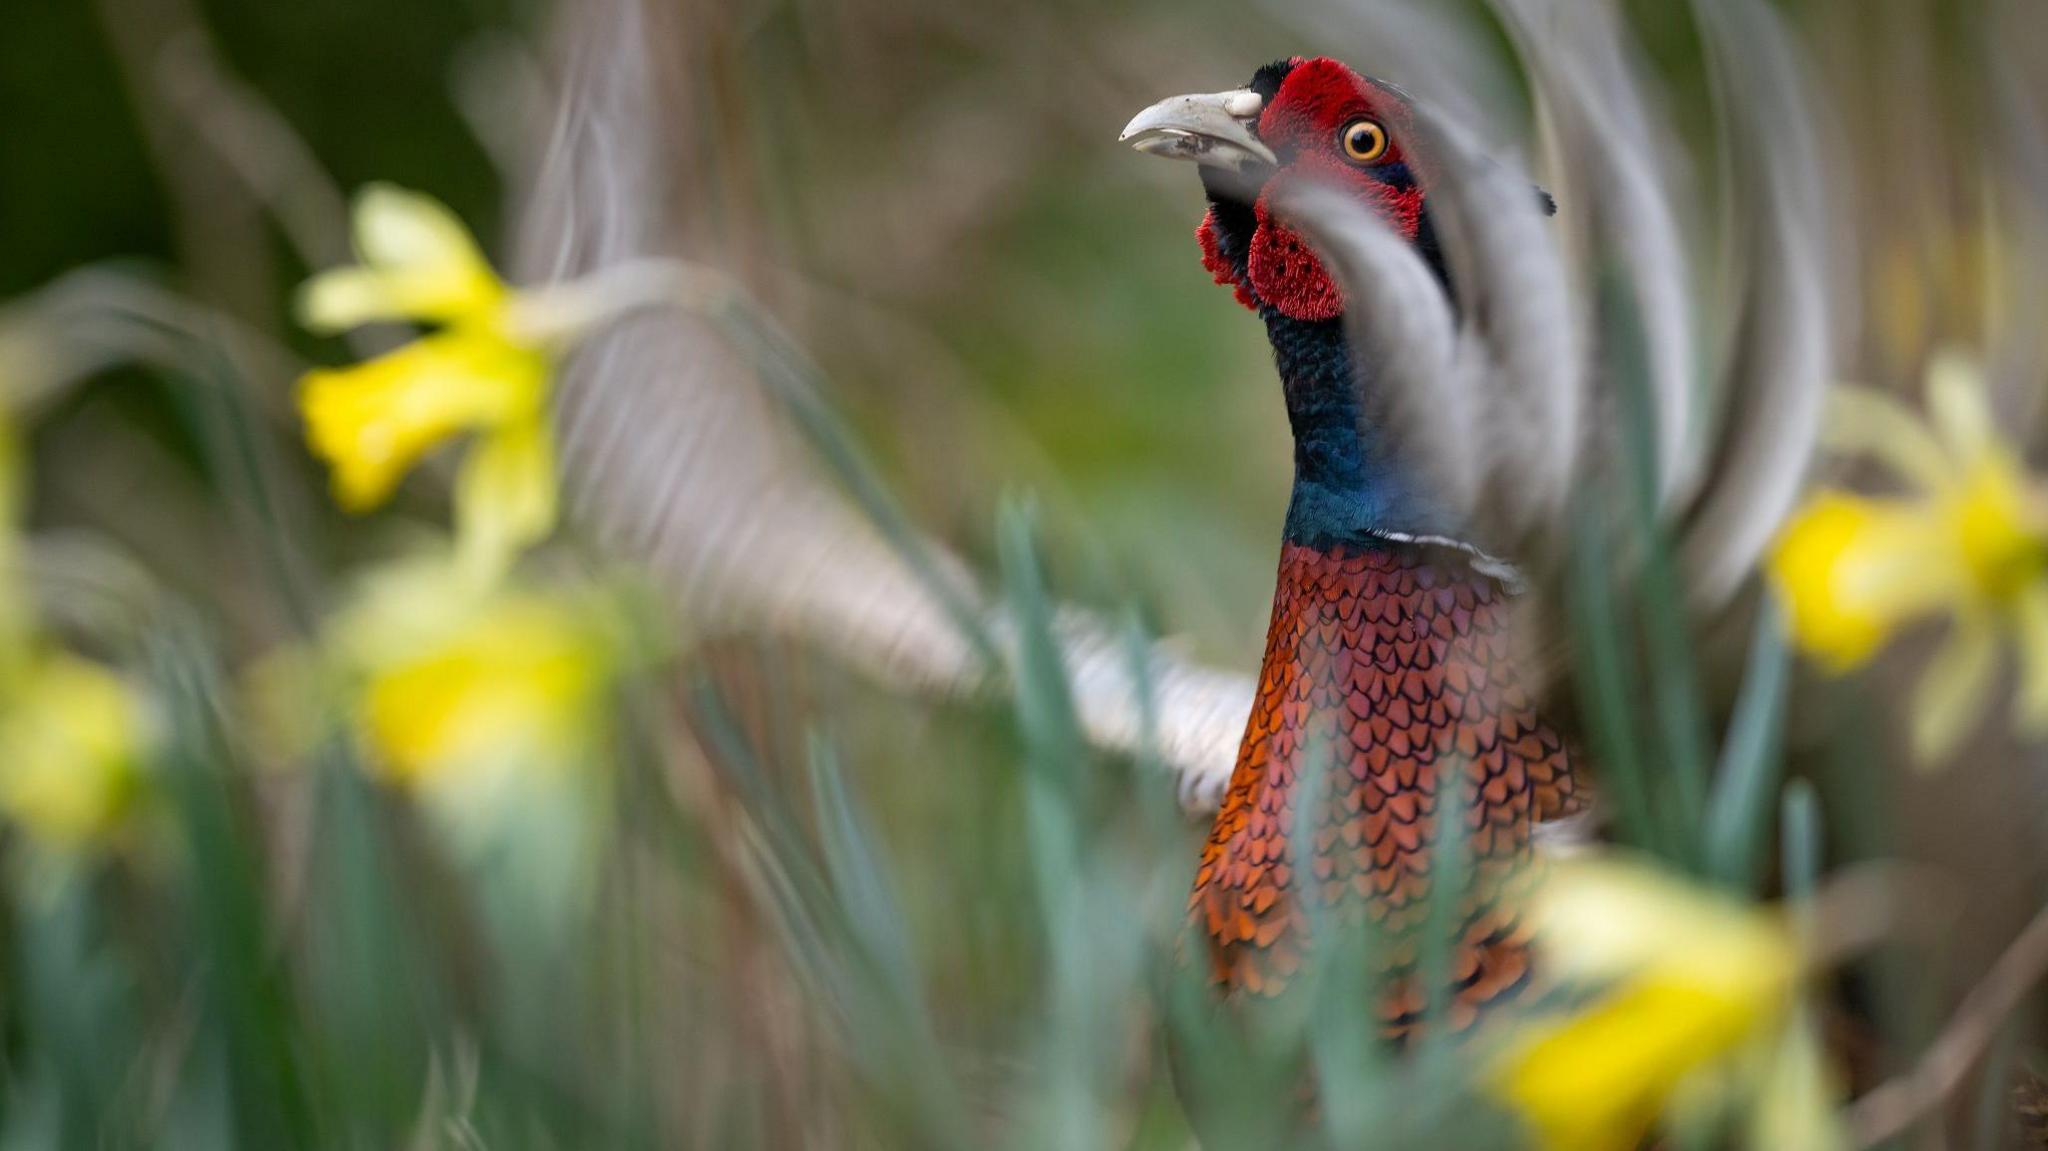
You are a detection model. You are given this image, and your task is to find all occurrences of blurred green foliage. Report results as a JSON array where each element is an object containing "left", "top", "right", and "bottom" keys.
[{"left": 0, "top": 0, "right": 507, "bottom": 297}]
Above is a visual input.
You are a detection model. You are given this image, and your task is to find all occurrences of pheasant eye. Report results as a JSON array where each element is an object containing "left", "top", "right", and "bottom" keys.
[{"left": 1340, "top": 119, "right": 1389, "bottom": 164}]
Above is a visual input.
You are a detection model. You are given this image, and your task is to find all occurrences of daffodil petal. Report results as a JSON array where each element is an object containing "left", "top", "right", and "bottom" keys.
[
  {"left": 1524, "top": 858, "right": 1798, "bottom": 989},
  {"left": 1747, "top": 1014, "right": 1845, "bottom": 1151},
  {"left": 1822, "top": 386, "right": 1954, "bottom": 493},
  {"left": 1925, "top": 348, "right": 1994, "bottom": 466},
  {"left": 355, "top": 185, "right": 492, "bottom": 278},
  {"left": 1909, "top": 615, "right": 1999, "bottom": 765},
  {"left": 344, "top": 185, "right": 508, "bottom": 325},
  {"left": 298, "top": 333, "right": 547, "bottom": 512},
  {"left": 298, "top": 267, "right": 415, "bottom": 334},
  {"left": 455, "top": 417, "right": 559, "bottom": 581},
  {"left": 2014, "top": 583, "right": 2048, "bottom": 731}
]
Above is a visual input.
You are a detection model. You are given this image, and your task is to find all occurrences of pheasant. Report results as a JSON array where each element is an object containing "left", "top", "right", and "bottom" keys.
[{"left": 1122, "top": 57, "right": 1586, "bottom": 1039}]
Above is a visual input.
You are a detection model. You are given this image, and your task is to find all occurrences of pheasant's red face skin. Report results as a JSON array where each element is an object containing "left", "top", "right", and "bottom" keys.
[{"left": 1200, "top": 57, "right": 1427, "bottom": 322}]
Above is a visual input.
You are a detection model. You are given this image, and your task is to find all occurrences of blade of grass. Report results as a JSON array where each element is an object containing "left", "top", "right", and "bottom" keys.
[
  {"left": 1419, "top": 765, "right": 1471, "bottom": 1062},
  {"left": 806, "top": 732, "right": 927, "bottom": 1021},
  {"left": 1705, "top": 599, "right": 1791, "bottom": 891},
  {"left": 1295, "top": 723, "right": 1389, "bottom": 1117},
  {"left": 1567, "top": 501, "right": 1659, "bottom": 855},
  {"left": 995, "top": 499, "right": 1094, "bottom": 951},
  {"left": 1780, "top": 779, "right": 1821, "bottom": 907},
  {"left": 12, "top": 874, "right": 138, "bottom": 1142},
  {"left": 692, "top": 685, "right": 973, "bottom": 1148},
  {"left": 994, "top": 499, "right": 1085, "bottom": 796},
  {"left": 149, "top": 628, "right": 315, "bottom": 1148},
  {"left": 299, "top": 746, "right": 437, "bottom": 1139},
  {"left": 1605, "top": 271, "right": 1711, "bottom": 868}
]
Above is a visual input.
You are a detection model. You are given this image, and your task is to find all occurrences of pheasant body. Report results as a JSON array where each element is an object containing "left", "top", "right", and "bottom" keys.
[
  {"left": 1124, "top": 54, "right": 1585, "bottom": 1034},
  {"left": 1191, "top": 538, "right": 1579, "bottom": 1032}
]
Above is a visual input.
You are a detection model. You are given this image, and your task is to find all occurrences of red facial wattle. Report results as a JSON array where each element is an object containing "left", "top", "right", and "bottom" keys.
[
  {"left": 1246, "top": 188, "right": 1348, "bottom": 322},
  {"left": 1197, "top": 211, "right": 1258, "bottom": 310}
]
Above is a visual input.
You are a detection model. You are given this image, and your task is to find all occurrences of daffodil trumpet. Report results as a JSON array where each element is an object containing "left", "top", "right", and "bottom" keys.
[{"left": 298, "top": 555, "right": 631, "bottom": 799}]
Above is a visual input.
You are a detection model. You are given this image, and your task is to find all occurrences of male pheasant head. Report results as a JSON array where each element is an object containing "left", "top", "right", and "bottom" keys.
[
  {"left": 1123, "top": 58, "right": 1556, "bottom": 545},
  {"left": 1122, "top": 57, "right": 1452, "bottom": 323}
]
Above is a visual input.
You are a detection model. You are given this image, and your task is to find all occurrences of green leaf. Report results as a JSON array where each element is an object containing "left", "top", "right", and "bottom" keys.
[
  {"left": 1603, "top": 271, "right": 1711, "bottom": 868},
  {"left": 1780, "top": 780, "right": 1823, "bottom": 905},
  {"left": 1567, "top": 501, "right": 1659, "bottom": 855},
  {"left": 1705, "top": 600, "right": 1792, "bottom": 891}
]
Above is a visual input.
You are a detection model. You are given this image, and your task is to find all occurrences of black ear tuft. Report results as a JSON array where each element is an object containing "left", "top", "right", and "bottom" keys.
[
  {"left": 1249, "top": 59, "right": 1298, "bottom": 102},
  {"left": 1534, "top": 186, "right": 1558, "bottom": 216}
]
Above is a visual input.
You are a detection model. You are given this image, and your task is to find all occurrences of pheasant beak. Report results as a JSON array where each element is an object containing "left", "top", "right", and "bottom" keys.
[{"left": 1119, "top": 90, "right": 1276, "bottom": 174}]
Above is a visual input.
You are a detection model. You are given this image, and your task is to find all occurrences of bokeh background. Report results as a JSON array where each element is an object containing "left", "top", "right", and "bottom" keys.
[{"left": 3, "top": 0, "right": 2048, "bottom": 1146}]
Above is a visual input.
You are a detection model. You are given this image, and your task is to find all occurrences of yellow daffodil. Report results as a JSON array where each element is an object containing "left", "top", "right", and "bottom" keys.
[
  {"left": 297, "top": 186, "right": 558, "bottom": 577},
  {"left": 310, "top": 556, "right": 639, "bottom": 937},
  {"left": 360, "top": 596, "right": 611, "bottom": 793},
  {"left": 1486, "top": 858, "right": 1841, "bottom": 1151},
  {"left": 1769, "top": 351, "right": 2048, "bottom": 759},
  {"left": 327, "top": 558, "right": 621, "bottom": 798},
  {"left": 0, "top": 652, "right": 150, "bottom": 856}
]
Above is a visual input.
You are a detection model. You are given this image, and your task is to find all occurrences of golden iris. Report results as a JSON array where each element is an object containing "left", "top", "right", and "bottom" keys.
[{"left": 1341, "top": 119, "right": 1389, "bottom": 164}]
